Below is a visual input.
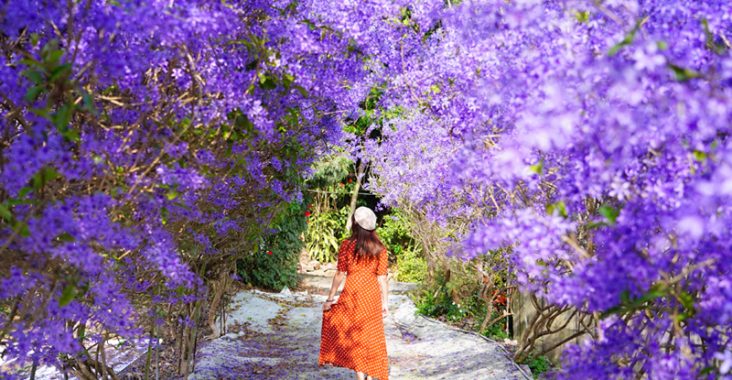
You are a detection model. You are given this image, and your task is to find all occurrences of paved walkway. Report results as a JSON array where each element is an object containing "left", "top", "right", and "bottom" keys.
[{"left": 189, "top": 279, "right": 531, "bottom": 380}]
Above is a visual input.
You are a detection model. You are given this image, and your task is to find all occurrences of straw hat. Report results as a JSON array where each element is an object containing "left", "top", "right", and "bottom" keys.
[{"left": 353, "top": 206, "right": 377, "bottom": 231}]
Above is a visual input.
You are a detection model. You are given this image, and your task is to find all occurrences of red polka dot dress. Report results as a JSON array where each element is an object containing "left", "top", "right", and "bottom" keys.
[{"left": 319, "top": 239, "right": 389, "bottom": 380}]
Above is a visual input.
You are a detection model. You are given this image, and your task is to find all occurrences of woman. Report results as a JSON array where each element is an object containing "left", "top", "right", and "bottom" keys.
[{"left": 319, "top": 206, "right": 389, "bottom": 380}]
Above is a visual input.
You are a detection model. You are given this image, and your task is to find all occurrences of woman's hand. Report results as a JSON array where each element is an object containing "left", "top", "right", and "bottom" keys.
[
  {"left": 381, "top": 303, "right": 389, "bottom": 318},
  {"left": 323, "top": 299, "right": 335, "bottom": 312}
]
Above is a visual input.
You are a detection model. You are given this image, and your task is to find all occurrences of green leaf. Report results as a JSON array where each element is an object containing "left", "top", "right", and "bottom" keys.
[
  {"left": 599, "top": 205, "right": 620, "bottom": 225},
  {"left": 692, "top": 150, "right": 707, "bottom": 162},
  {"left": 45, "top": 50, "right": 64, "bottom": 67},
  {"left": 20, "top": 58, "right": 40, "bottom": 68},
  {"left": 608, "top": 17, "right": 647, "bottom": 57},
  {"left": 56, "top": 232, "right": 75, "bottom": 243},
  {"left": 586, "top": 221, "right": 607, "bottom": 230},
  {"left": 0, "top": 203, "right": 13, "bottom": 222},
  {"left": 15, "top": 222, "right": 30, "bottom": 237},
  {"left": 82, "top": 91, "right": 98, "bottom": 116},
  {"left": 668, "top": 64, "right": 702, "bottom": 82},
  {"left": 22, "top": 69, "right": 44, "bottom": 85},
  {"left": 644, "top": 283, "right": 667, "bottom": 300},
  {"left": 166, "top": 190, "right": 179, "bottom": 201},
  {"left": 161, "top": 207, "right": 169, "bottom": 225},
  {"left": 619, "top": 289, "right": 631, "bottom": 303},
  {"left": 699, "top": 366, "right": 715, "bottom": 376},
  {"left": 575, "top": 10, "right": 590, "bottom": 23},
  {"left": 245, "top": 59, "right": 259, "bottom": 71},
  {"left": 49, "top": 63, "right": 72, "bottom": 82},
  {"left": 6, "top": 188, "right": 34, "bottom": 207},
  {"left": 53, "top": 103, "right": 77, "bottom": 141},
  {"left": 258, "top": 73, "right": 277, "bottom": 90},
  {"left": 234, "top": 112, "right": 254, "bottom": 133},
  {"left": 59, "top": 285, "right": 77, "bottom": 307},
  {"left": 701, "top": 18, "right": 727, "bottom": 55},
  {"left": 282, "top": 73, "right": 294, "bottom": 89},
  {"left": 31, "top": 166, "right": 59, "bottom": 190},
  {"left": 601, "top": 283, "right": 667, "bottom": 318},
  {"left": 678, "top": 291, "right": 696, "bottom": 312},
  {"left": 529, "top": 160, "right": 544, "bottom": 175},
  {"left": 546, "top": 201, "right": 568, "bottom": 218},
  {"left": 43, "top": 166, "right": 59, "bottom": 182},
  {"left": 24, "top": 85, "right": 44, "bottom": 103},
  {"left": 293, "top": 85, "right": 309, "bottom": 97}
]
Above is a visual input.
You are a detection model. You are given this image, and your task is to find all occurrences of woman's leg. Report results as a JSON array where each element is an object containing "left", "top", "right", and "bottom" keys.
[{"left": 356, "top": 370, "right": 376, "bottom": 379}]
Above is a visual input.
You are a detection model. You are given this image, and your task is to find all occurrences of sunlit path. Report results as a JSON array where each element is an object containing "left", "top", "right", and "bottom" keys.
[{"left": 189, "top": 288, "right": 529, "bottom": 380}]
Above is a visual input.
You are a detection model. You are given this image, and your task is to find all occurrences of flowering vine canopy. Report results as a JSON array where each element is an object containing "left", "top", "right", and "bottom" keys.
[{"left": 1, "top": 0, "right": 731, "bottom": 378}]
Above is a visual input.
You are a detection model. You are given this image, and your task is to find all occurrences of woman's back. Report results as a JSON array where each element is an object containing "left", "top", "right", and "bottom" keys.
[
  {"left": 319, "top": 238, "right": 389, "bottom": 379},
  {"left": 337, "top": 238, "right": 388, "bottom": 275}
]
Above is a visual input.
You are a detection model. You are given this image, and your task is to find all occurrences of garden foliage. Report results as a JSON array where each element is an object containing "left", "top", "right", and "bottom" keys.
[{"left": 237, "top": 202, "right": 307, "bottom": 291}]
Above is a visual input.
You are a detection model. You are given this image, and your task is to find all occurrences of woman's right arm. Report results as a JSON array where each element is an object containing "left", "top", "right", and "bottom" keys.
[{"left": 323, "top": 271, "right": 346, "bottom": 311}]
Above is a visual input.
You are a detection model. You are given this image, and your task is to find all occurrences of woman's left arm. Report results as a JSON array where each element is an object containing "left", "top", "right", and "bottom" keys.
[
  {"left": 377, "top": 248, "right": 389, "bottom": 317},
  {"left": 377, "top": 274, "right": 389, "bottom": 317}
]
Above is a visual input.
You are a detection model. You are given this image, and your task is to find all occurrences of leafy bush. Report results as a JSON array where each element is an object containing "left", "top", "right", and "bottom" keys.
[
  {"left": 307, "top": 153, "right": 351, "bottom": 189},
  {"left": 379, "top": 210, "right": 426, "bottom": 282},
  {"left": 482, "top": 313, "right": 510, "bottom": 340},
  {"left": 413, "top": 261, "right": 509, "bottom": 337},
  {"left": 415, "top": 268, "right": 481, "bottom": 320},
  {"left": 237, "top": 202, "right": 307, "bottom": 290},
  {"left": 523, "top": 355, "right": 552, "bottom": 379},
  {"left": 395, "top": 248, "right": 427, "bottom": 283},
  {"left": 304, "top": 206, "right": 349, "bottom": 262}
]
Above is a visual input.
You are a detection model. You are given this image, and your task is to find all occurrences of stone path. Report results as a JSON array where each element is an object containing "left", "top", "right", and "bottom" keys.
[{"left": 189, "top": 277, "right": 531, "bottom": 380}]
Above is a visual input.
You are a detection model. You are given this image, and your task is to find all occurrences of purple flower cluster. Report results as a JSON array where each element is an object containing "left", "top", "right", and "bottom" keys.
[
  {"left": 361, "top": 0, "right": 732, "bottom": 377},
  {"left": 0, "top": 0, "right": 405, "bottom": 376}
]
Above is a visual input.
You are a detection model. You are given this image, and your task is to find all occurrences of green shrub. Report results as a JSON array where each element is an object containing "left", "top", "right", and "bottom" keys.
[
  {"left": 395, "top": 248, "right": 427, "bottom": 283},
  {"left": 304, "top": 205, "right": 349, "bottom": 262},
  {"left": 415, "top": 288, "right": 450, "bottom": 317},
  {"left": 307, "top": 153, "right": 351, "bottom": 189},
  {"left": 523, "top": 355, "right": 552, "bottom": 379},
  {"left": 379, "top": 210, "right": 426, "bottom": 282},
  {"left": 414, "top": 270, "right": 474, "bottom": 321},
  {"left": 237, "top": 202, "right": 307, "bottom": 290},
  {"left": 413, "top": 262, "right": 507, "bottom": 334},
  {"left": 482, "top": 313, "right": 510, "bottom": 340}
]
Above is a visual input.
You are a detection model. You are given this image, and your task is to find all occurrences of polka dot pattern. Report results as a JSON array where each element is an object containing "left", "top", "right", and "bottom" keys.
[{"left": 319, "top": 239, "right": 389, "bottom": 380}]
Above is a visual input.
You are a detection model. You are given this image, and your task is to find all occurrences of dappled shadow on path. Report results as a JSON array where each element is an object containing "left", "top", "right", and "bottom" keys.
[{"left": 190, "top": 290, "right": 527, "bottom": 380}]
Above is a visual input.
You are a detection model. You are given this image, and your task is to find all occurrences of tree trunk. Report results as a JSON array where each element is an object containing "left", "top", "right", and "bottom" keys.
[
  {"left": 206, "top": 270, "right": 229, "bottom": 336},
  {"left": 345, "top": 161, "right": 366, "bottom": 232}
]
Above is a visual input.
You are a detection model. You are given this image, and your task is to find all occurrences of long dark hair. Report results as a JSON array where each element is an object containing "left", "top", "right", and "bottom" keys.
[{"left": 348, "top": 215, "right": 385, "bottom": 261}]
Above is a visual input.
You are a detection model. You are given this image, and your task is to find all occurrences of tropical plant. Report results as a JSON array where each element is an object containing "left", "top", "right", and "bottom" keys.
[{"left": 305, "top": 206, "right": 350, "bottom": 262}]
